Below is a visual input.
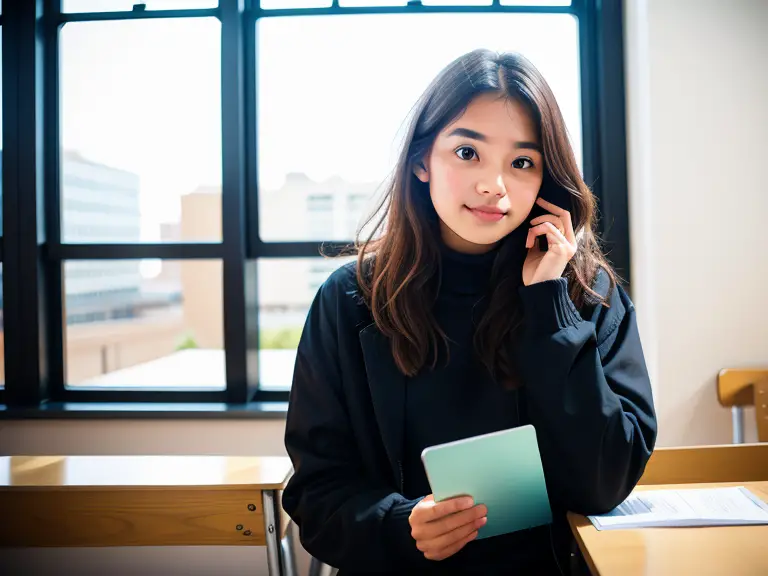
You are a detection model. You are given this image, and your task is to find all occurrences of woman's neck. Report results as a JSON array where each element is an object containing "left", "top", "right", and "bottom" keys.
[
  {"left": 438, "top": 241, "right": 499, "bottom": 296},
  {"left": 438, "top": 220, "right": 499, "bottom": 255}
]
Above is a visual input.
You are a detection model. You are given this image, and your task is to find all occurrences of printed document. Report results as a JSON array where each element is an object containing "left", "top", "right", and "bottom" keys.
[{"left": 588, "top": 486, "right": 768, "bottom": 530}]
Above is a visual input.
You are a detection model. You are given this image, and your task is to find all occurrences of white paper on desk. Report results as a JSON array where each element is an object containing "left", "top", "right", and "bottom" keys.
[{"left": 588, "top": 486, "right": 768, "bottom": 530}]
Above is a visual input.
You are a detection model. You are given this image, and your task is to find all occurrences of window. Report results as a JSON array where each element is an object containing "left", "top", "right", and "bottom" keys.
[
  {"left": 339, "top": 1, "right": 409, "bottom": 6},
  {"left": 62, "top": 1, "right": 218, "bottom": 13},
  {"left": 500, "top": 1, "right": 571, "bottom": 5},
  {"left": 35, "top": 8, "right": 226, "bottom": 401},
  {"left": 421, "top": 1, "right": 492, "bottom": 5},
  {"left": 0, "top": 1, "right": 629, "bottom": 412},
  {"left": 0, "top": 263, "right": 4, "bottom": 389},
  {"left": 257, "top": 257, "right": 354, "bottom": 391},
  {"left": 0, "top": 21, "right": 4, "bottom": 391},
  {"left": 257, "top": 12, "right": 582, "bottom": 244},
  {"left": 59, "top": 17, "right": 222, "bottom": 244},
  {"left": 64, "top": 260, "right": 224, "bottom": 390},
  {"left": 260, "top": 1, "right": 332, "bottom": 9}
]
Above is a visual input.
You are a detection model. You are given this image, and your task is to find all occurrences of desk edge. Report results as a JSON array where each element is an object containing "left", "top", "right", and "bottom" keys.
[{"left": 567, "top": 513, "right": 600, "bottom": 576}]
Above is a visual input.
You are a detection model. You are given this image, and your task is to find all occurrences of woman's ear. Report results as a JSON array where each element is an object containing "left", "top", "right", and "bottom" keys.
[{"left": 413, "top": 160, "right": 429, "bottom": 183}]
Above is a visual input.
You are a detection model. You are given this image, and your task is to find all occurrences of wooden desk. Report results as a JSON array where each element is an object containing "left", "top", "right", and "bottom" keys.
[
  {"left": 568, "top": 445, "right": 768, "bottom": 576},
  {"left": 569, "top": 481, "right": 768, "bottom": 576},
  {"left": 0, "top": 456, "right": 295, "bottom": 576}
]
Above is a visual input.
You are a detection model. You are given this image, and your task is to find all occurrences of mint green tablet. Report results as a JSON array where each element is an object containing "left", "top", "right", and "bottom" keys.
[{"left": 421, "top": 425, "right": 552, "bottom": 540}]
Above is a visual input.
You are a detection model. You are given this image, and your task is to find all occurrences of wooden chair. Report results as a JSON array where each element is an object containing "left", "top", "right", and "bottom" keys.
[
  {"left": 717, "top": 368, "right": 768, "bottom": 443},
  {"left": 638, "top": 443, "right": 768, "bottom": 485}
]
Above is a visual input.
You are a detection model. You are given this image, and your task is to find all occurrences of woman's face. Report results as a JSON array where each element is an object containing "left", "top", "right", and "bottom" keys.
[{"left": 415, "top": 94, "right": 544, "bottom": 254}]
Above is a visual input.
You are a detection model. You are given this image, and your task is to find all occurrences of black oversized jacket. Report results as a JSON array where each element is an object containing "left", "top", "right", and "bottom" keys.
[{"left": 282, "top": 262, "right": 657, "bottom": 573}]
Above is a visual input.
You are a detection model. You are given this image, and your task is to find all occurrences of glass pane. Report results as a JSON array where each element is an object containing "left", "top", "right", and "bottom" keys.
[
  {"left": 0, "top": 27, "right": 3, "bottom": 238},
  {"left": 260, "top": 0, "right": 332, "bottom": 9},
  {"left": 257, "top": 13, "right": 581, "bottom": 241},
  {"left": 501, "top": 1, "right": 570, "bottom": 5},
  {"left": 60, "top": 19, "right": 222, "bottom": 243},
  {"left": 422, "top": 1, "right": 492, "bottom": 5},
  {"left": 62, "top": 0, "right": 218, "bottom": 13},
  {"left": 0, "top": 27, "right": 3, "bottom": 389},
  {"left": 257, "top": 257, "right": 355, "bottom": 390},
  {"left": 339, "top": 1, "right": 407, "bottom": 6},
  {"left": 64, "top": 259, "right": 224, "bottom": 390},
  {"left": 0, "top": 263, "right": 4, "bottom": 388}
]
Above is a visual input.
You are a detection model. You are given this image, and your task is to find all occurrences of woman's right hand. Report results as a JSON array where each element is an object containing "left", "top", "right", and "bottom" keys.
[{"left": 408, "top": 495, "right": 488, "bottom": 561}]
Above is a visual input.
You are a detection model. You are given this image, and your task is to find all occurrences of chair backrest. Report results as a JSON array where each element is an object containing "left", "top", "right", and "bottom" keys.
[
  {"left": 638, "top": 443, "right": 768, "bottom": 485},
  {"left": 717, "top": 368, "right": 768, "bottom": 442}
]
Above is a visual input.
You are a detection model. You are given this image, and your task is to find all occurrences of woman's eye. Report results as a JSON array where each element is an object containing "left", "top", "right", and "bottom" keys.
[
  {"left": 455, "top": 146, "right": 478, "bottom": 161},
  {"left": 512, "top": 157, "right": 534, "bottom": 169}
]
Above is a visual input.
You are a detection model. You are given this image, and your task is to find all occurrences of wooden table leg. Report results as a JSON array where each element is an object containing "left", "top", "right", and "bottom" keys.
[{"left": 262, "top": 489, "right": 285, "bottom": 576}]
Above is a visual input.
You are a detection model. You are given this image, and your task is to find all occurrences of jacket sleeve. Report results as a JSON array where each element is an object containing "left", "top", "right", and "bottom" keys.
[
  {"left": 517, "top": 276, "right": 657, "bottom": 515},
  {"left": 282, "top": 272, "right": 424, "bottom": 571}
]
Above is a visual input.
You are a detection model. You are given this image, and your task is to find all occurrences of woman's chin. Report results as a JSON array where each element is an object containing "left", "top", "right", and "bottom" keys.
[
  {"left": 460, "top": 228, "right": 511, "bottom": 247},
  {"left": 438, "top": 219, "right": 512, "bottom": 253},
  {"left": 444, "top": 231, "right": 505, "bottom": 254}
]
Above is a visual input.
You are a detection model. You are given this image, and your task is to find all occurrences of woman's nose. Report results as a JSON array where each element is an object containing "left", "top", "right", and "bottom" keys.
[{"left": 476, "top": 173, "right": 507, "bottom": 197}]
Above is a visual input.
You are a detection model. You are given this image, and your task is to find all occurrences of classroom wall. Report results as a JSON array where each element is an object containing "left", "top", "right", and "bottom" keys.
[
  {"left": 625, "top": 0, "right": 768, "bottom": 447},
  {"left": 2, "top": 0, "right": 767, "bottom": 573}
]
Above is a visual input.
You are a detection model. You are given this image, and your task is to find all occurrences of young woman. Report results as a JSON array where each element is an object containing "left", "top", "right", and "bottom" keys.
[{"left": 282, "top": 49, "right": 657, "bottom": 575}]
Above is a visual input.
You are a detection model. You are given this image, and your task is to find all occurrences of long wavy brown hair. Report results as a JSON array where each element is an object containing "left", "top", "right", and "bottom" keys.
[{"left": 355, "top": 49, "right": 616, "bottom": 386}]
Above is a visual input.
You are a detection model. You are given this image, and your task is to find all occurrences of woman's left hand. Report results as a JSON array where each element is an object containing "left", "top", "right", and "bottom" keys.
[{"left": 522, "top": 197, "right": 577, "bottom": 286}]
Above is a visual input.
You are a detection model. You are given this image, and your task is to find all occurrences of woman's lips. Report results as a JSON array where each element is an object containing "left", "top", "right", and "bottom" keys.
[{"left": 465, "top": 205, "right": 506, "bottom": 223}]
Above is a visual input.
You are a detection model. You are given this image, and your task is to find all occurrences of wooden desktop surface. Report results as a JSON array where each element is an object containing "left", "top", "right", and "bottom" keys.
[
  {"left": 568, "top": 481, "right": 768, "bottom": 576},
  {"left": 0, "top": 455, "right": 294, "bottom": 547}
]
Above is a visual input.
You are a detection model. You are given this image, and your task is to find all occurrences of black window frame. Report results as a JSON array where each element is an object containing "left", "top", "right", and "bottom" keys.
[{"left": 0, "top": 0, "right": 629, "bottom": 415}]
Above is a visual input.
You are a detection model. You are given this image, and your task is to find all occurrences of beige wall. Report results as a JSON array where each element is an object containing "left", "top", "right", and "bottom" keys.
[{"left": 625, "top": 0, "right": 768, "bottom": 446}]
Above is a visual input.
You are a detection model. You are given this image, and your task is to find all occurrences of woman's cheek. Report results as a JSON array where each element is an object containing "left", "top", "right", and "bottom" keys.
[
  {"left": 439, "top": 164, "right": 472, "bottom": 203},
  {"left": 507, "top": 176, "right": 541, "bottom": 208}
]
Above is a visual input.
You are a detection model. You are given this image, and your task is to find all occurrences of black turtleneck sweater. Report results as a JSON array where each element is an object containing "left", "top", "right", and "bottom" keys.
[
  {"left": 282, "top": 235, "right": 658, "bottom": 575},
  {"left": 402, "top": 245, "right": 519, "bottom": 500},
  {"left": 401, "top": 245, "right": 558, "bottom": 574}
]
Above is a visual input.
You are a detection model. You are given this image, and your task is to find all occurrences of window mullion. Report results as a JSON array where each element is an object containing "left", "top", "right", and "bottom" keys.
[
  {"left": 2, "top": 0, "right": 50, "bottom": 407},
  {"left": 221, "top": 0, "right": 251, "bottom": 403}
]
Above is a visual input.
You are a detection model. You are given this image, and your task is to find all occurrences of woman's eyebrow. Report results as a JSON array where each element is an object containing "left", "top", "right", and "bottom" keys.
[
  {"left": 447, "top": 127, "right": 487, "bottom": 141},
  {"left": 514, "top": 141, "right": 542, "bottom": 152},
  {"left": 446, "top": 127, "right": 541, "bottom": 152}
]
